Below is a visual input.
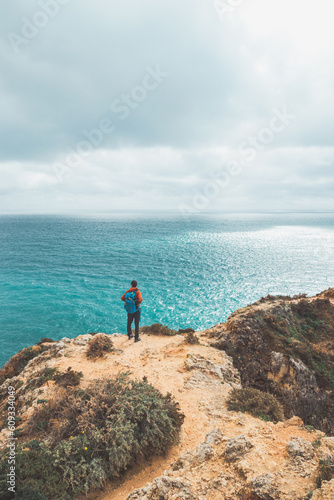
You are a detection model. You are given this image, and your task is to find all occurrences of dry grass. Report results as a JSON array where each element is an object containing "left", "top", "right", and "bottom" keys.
[
  {"left": 53, "top": 367, "right": 83, "bottom": 387},
  {"left": 140, "top": 323, "right": 177, "bottom": 336},
  {"left": 86, "top": 334, "right": 114, "bottom": 359},
  {"left": 184, "top": 331, "right": 200, "bottom": 344}
]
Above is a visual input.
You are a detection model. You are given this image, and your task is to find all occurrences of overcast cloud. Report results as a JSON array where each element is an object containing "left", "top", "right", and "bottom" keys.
[{"left": 0, "top": 0, "right": 333, "bottom": 213}]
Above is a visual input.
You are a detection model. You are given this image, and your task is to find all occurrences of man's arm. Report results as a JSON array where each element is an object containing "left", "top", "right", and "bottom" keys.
[{"left": 121, "top": 291, "right": 127, "bottom": 301}]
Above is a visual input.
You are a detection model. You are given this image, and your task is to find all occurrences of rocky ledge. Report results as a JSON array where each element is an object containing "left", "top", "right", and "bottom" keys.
[{"left": 0, "top": 289, "right": 334, "bottom": 499}]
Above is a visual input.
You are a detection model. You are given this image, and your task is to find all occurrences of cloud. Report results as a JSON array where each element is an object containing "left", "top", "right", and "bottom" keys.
[{"left": 0, "top": 0, "right": 333, "bottom": 212}]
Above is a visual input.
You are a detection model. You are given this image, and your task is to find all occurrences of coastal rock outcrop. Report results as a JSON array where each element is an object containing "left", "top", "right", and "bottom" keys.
[
  {"left": 212, "top": 290, "right": 334, "bottom": 434},
  {"left": 1, "top": 288, "right": 334, "bottom": 499}
]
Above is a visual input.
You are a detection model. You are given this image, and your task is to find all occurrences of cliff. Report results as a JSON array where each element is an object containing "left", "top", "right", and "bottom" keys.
[{"left": 0, "top": 289, "right": 334, "bottom": 499}]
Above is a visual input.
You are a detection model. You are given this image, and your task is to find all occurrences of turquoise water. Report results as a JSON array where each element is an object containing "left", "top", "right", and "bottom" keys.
[{"left": 1, "top": 213, "right": 334, "bottom": 368}]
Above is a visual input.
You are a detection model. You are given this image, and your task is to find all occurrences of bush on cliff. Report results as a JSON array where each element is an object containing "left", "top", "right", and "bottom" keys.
[
  {"left": 316, "top": 453, "right": 334, "bottom": 488},
  {"left": 86, "top": 333, "right": 114, "bottom": 359},
  {"left": 184, "top": 331, "right": 200, "bottom": 344},
  {"left": 0, "top": 345, "right": 52, "bottom": 385},
  {"left": 227, "top": 387, "right": 285, "bottom": 422},
  {"left": 53, "top": 367, "right": 83, "bottom": 387},
  {"left": 6, "top": 373, "right": 184, "bottom": 499},
  {"left": 26, "top": 367, "right": 59, "bottom": 389},
  {"left": 139, "top": 323, "right": 178, "bottom": 336}
]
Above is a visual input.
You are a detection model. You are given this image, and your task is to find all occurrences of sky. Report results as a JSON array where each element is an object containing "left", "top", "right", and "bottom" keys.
[{"left": 0, "top": 0, "right": 333, "bottom": 213}]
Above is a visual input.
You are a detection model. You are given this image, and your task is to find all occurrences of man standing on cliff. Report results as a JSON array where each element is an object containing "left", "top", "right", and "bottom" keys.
[{"left": 121, "top": 280, "right": 143, "bottom": 342}]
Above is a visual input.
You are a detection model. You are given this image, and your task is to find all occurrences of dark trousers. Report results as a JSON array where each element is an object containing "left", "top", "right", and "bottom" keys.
[{"left": 127, "top": 309, "right": 141, "bottom": 338}]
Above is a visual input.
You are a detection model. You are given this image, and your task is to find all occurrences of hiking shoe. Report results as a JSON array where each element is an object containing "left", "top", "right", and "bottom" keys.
[
  {"left": 128, "top": 334, "right": 134, "bottom": 340},
  {"left": 134, "top": 337, "right": 141, "bottom": 342}
]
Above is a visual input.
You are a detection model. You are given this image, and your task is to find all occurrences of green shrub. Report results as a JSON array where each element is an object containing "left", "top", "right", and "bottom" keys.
[
  {"left": 27, "top": 367, "right": 59, "bottom": 389},
  {"left": 22, "top": 373, "right": 184, "bottom": 498},
  {"left": 0, "top": 441, "right": 70, "bottom": 500},
  {"left": 86, "top": 334, "right": 114, "bottom": 359},
  {"left": 227, "top": 387, "right": 285, "bottom": 422},
  {"left": 184, "top": 332, "right": 200, "bottom": 344},
  {"left": 316, "top": 454, "right": 334, "bottom": 488},
  {"left": 140, "top": 323, "right": 177, "bottom": 336},
  {"left": 15, "top": 487, "right": 46, "bottom": 500},
  {"left": 53, "top": 367, "right": 83, "bottom": 387},
  {"left": 52, "top": 434, "right": 107, "bottom": 495}
]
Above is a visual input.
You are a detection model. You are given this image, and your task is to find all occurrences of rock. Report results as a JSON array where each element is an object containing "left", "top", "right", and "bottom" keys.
[
  {"left": 73, "top": 334, "right": 93, "bottom": 345},
  {"left": 60, "top": 337, "right": 71, "bottom": 343},
  {"left": 283, "top": 416, "right": 304, "bottom": 427},
  {"left": 286, "top": 437, "right": 314, "bottom": 460},
  {"left": 322, "top": 288, "right": 334, "bottom": 299},
  {"left": 249, "top": 473, "right": 279, "bottom": 500},
  {"left": 184, "top": 372, "right": 221, "bottom": 390},
  {"left": 312, "top": 478, "right": 334, "bottom": 500},
  {"left": 171, "top": 429, "right": 222, "bottom": 472},
  {"left": 204, "top": 428, "right": 224, "bottom": 445},
  {"left": 127, "top": 476, "right": 195, "bottom": 500},
  {"left": 184, "top": 354, "right": 239, "bottom": 383},
  {"left": 172, "top": 442, "right": 214, "bottom": 471},
  {"left": 224, "top": 435, "right": 253, "bottom": 462},
  {"left": 212, "top": 296, "right": 334, "bottom": 434},
  {"left": 192, "top": 442, "right": 214, "bottom": 464},
  {"left": 49, "top": 342, "right": 67, "bottom": 356}
]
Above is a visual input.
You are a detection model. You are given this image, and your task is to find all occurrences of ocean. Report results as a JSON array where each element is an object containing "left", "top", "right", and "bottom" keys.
[{"left": 1, "top": 212, "right": 334, "bottom": 368}]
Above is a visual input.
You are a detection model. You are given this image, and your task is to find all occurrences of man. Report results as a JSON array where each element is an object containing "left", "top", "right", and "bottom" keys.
[{"left": 121, "top": 280, "right": 143, "bottom": 342}]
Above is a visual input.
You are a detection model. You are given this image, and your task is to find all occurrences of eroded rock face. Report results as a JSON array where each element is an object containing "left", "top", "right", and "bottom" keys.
[
  {"left": 184, "top": 354, "right": 239, "bottom": 384},
  {"left": 212, "top": 293, "right": 334, "bottom": 434}
]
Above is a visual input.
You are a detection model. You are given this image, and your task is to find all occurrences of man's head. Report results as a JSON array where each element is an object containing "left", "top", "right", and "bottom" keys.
[{"left": 131, "top": 280, "right": 138, "bottom": 287}]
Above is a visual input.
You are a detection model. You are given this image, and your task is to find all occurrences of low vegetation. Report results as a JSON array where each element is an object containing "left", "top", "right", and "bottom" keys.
[
  {"left": 139, "top": 324, "right": 197, "bottom": 337},
  {"left": 140, "top": 323, "right": 178, "bottom": 336},
  {"left": 0, "top": 373, "right": 184, "bottom": 499},
  {"left": 316, "top": 453, "right": 334, "bottom": 488},
  {"left": 184, "top": 331, "right": 200, "bottom": 345},
  {"left": 53, "top": 367, "right": 83, "bottom": 387},
  {"left": 0, "top": 345, "right": 52, "bottom": 385},
  {"left": 26, "top": 367, "right": 59, "bottom": 389},
  {"left": 227, "top": 387, "right": 285, "bottom": 422},
  {"left": 25, "top": 367, "right": 82, "bottom": 391},
  {"left": 86, "top": 333, "right": 114, "bottom": 359}
]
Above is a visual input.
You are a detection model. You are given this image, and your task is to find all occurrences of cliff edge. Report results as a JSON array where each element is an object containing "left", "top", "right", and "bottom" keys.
[{"left": 0, "top": 289, "right": 334, "bottom": 499}]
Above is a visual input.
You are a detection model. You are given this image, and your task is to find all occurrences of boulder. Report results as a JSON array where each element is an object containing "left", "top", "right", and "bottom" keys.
[
  {"left": 286, "top": 437, "right": 314, "bottom": 460},
  {"left": 250, "top": 473, "right": 279, "bottom": 500},
  {"left": 224, "top": 435, "right": 253, "bottom": 462}
]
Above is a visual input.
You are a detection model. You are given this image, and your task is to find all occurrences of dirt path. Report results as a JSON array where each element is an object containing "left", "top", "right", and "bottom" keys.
[{"left": 53, "top": 333, "right": 236, "bottom": 500}]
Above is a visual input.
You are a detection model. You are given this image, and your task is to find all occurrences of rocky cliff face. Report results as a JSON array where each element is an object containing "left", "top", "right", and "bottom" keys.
[
  {"left": 0, "top": 289, "right": 334, "bottom": 499},
  {"left": 211, "top": 289, "right": 334, "bottom": 435}
]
